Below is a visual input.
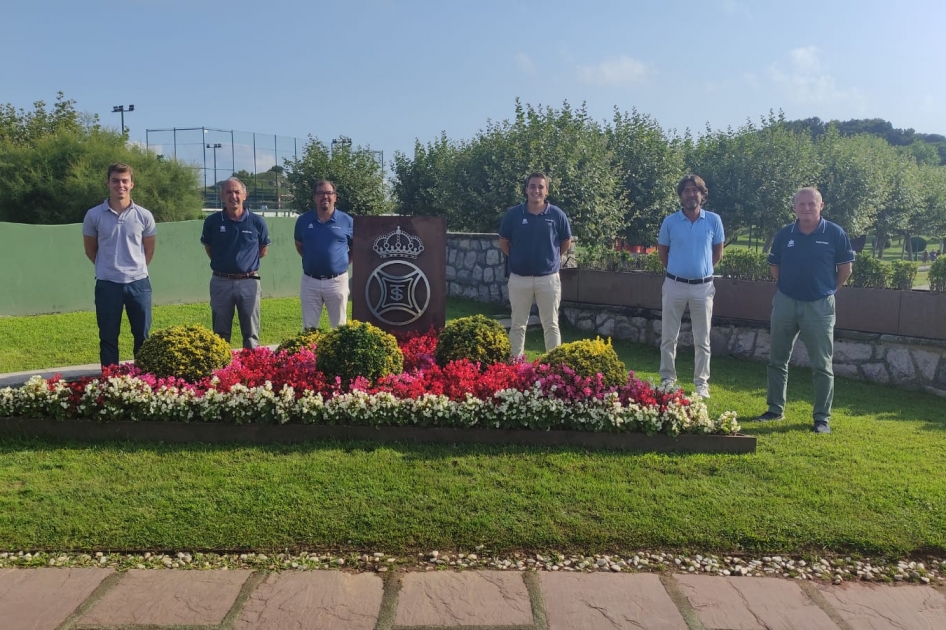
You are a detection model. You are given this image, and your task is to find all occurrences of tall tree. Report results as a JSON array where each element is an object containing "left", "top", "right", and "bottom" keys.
[
  {"left": 284, "top": 138, "right": 387, "bottom": 215},
  {"left": 607, "top": 108, "right": 684, "bottom": 246},
  {"left": 816, "top": 127, "right": 897, "bottom": 238},
  {"left": 687, "top": 112, "right": 819, "bottom": 249}
]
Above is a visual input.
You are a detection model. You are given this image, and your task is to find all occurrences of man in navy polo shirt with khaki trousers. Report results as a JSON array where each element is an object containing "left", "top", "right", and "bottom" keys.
[
  {"left": 294, "top": 179, "right": 353, "bottom": 329},
  {"left": 498, "top": 172, "right": 572, "bottom": 358},
  {"left": 756, "top": 187, "right": 854, "bottom": 434},
  {"left": 657, "top": 174, "right": 725, "bottom": 399},
  {"left": 200, "top": 177, "right": 271, "bottom": 349}
]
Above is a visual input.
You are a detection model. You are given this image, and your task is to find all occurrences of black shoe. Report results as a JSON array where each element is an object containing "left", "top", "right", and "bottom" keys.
[
  {"left": 813, "top": 421, "right": 831, "bottom": 434},
  {"left": 754, "top": 411, "right": 784, "bottom": 422}
]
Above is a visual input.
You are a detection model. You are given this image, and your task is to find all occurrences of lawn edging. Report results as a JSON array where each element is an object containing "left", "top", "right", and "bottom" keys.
[{"left": 0, "top": 417, "right": 756, "bottom": 453}]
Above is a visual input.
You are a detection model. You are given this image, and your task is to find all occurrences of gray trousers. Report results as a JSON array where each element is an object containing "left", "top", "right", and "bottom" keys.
[{"left": 209, "top": 276, "right": 261, "bottom": 349}]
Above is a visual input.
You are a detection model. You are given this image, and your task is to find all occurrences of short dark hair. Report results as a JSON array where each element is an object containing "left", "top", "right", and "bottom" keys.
[
  {"left": 107, "top": 163, "right": 134, "bottom": 182},
  {"left": 523, "top": 171, "right": 549, "bottom": 193},
  {"left": 311, "top": 179, "right": 336, "bottom": 195},
  {"left": 676, "top": 174, "right": 708, "bottom": 199}
]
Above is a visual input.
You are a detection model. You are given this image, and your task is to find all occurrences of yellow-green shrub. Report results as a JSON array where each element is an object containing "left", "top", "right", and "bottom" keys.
[
  {"left": 435, "top": 314, "right": 510, "bottom": 367},
  {"left": 136, "top": 324, "right": 231, "bottom": 381},
  {"left": 277, "top": 328, "right": 323, "bottom": 355},
  {"left": 539, "top": 337, "right": 628, "bottom": 387},
  {"left": 316, "top": 321, "right": 402, "bottom": 384}
]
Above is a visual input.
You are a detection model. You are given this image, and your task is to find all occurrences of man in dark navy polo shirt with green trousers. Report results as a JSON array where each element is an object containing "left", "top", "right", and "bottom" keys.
[
  {"left": 756, "top": 187, "right": 854, "bottom": 433},
  {"left": 498, "top": 172, "right": 572, "bottom": 358},
  {"left": 200, "top": 177, "right": 271, "bottom": 349}
]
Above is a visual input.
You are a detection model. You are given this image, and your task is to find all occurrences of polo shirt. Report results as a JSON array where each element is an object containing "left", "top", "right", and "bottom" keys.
[
  {"left": 82, "top": 200, "right": 156, "bottom": 284},
  {"left": 657, "top": 208, "right": 725, "bottom": 279},
  {"left": 768, "top": 218, "right": 855, "bottom": 302},
  {"left": 498, "top": 202, "right": 571, "bottom": 276},
  {"left": 293, "top": 208, "right": 353, "bottom": 276},
  {"left": 200, "top": 209, "right": 271, "bottom": 274}
]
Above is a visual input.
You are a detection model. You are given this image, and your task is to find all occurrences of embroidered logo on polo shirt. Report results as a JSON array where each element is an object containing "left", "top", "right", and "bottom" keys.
[
  {"left": 241, "top": 230, "right": 254, "bottom": 234},
  {"left": 219, "top": 225, "right": 226, "bottom": 232},
  {"left": 308, "top": 223, "right": 314, "bottom": 229},
  {"left": 787, "top": 239, "right": 795, "bottom": 248},
  {"left": 521, "top": 218, "right": 528, "bottom": 225},
  {"left": 815, "top": 240, "right": 829, "bottom": 245}
]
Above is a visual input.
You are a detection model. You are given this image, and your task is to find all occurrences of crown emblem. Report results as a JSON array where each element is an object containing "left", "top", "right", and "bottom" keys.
[{"left": 372, "top": 226, "right": 425, "bottom": 259}]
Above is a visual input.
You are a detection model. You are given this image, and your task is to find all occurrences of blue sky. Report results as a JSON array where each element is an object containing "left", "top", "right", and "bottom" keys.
[{"left": 3, "top": 0, "right": 944, "bottom": 175}]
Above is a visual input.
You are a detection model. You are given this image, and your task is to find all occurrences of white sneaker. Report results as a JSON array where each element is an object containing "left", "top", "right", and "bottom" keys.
[
  {"left": 694, "top": 384, "right": 710, "bottom": 399},
  {"left": 660, "top": 378, "right": 676, "bottom": 389}
]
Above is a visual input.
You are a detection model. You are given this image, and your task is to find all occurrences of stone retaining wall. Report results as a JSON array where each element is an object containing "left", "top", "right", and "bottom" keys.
[
  {"left": 561, "top": 304, "right": 946, "bottom": 397},
  {"left": 446, "top": 233, "right": 507, "bottom": 304}
]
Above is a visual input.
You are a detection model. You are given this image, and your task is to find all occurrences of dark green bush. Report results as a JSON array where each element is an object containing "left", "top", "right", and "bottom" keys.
[
  {"left": 276, "top": 328, "right": 323, "bottom": 355},
  {"left": 642, "top": 250, "right": 664, "bottom": 274},
  {"left": 930, "top": 257, "right": 946, "bottom": 293},
  {"left": 538, "top": 337, "right": 628, "bottom": 387},
  {"left": 136, "top": 325, "right": 231, "bottom": 381},
  {"left": 435, "top": 314, "right": 510, "bottom": 367},
  {"left": 716, "top": 248, "right": 772, "bottom": 281},
  {"left": 889, "top": 260, "right": 919, "bottom": 290},
  {"left": 849, "top": 253, "right": 890, "bottom": 288},
  {"left": 316, "top": 321, "right": 403, "bottom": 384}
]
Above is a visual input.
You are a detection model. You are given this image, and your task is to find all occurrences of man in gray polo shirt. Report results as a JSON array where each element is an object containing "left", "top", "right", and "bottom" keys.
[{"left": 82, "top": 163, "right": 157, "bottom": 368}]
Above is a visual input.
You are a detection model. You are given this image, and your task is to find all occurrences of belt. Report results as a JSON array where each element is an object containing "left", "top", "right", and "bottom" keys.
[
  {"left": 213, "top": 271, "right": 260, "bottom": 280},
  {"left": 304, "top": 272, "right": 342, "bottom": 280},
  {"left": 666, "top": 273, "right": 713, "bottom": 285}
]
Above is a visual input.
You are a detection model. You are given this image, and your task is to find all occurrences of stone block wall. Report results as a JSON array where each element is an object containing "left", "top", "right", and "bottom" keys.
[
  {"left": 561, "top": 304, "right": 946, "bottom": 397},
  {"left": 446, "top": 233, "right": 508, "bottom": 304}
]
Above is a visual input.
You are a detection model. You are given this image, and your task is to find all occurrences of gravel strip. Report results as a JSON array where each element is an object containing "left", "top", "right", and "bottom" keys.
[{"left": 0, "top": 549, "right": 942, "bottom": 585}]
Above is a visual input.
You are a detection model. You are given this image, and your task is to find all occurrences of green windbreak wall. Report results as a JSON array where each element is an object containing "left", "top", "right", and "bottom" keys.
[{"left": 0, "top": 218, "right": 300, "bottom": 316}]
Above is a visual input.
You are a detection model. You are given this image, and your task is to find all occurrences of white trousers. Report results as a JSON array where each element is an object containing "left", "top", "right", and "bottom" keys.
[
  {"left": 659, "top": 277, "right": 715, "bottom": 386},
  {"left": 507, "top": 272, "right": 562, "bottom": 357},
  {"left": 300, "top": 272, "right": 349, "bottom": 330}
]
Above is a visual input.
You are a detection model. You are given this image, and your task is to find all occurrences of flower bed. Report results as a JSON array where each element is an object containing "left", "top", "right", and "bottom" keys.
[{"left": 0, "top": 332, "right": 740, "bottom": 437}]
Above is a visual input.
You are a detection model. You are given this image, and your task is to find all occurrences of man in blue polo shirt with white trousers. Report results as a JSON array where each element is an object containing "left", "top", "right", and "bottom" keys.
[
  {"left": 294, "top": 179, "right": 353, "bottom": 329},
  {"left": 657, "top": 174, "right": 725, "bottom": 399},
  {"left": 498, "top": 171, "right": 572, "bottom": 358},
  {"left": 82, "top": 163, "right": 156, "bottom": 368},
  {"left": 756, "top": 187, "right": 854, "bottom": 433},
  {"left": 200, "top": 177, "right": 271, "bottom": 349}
]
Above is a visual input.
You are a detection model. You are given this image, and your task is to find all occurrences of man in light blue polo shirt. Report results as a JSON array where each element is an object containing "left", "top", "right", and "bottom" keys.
[
  {"left": 200, "top": 177, "right": 271, "bottom": 349},
  {"left": 755, "top": 187, "right": 854, "bottom": 434},
  {"left": 498, "top": 172, "right": 572, "bottom": 358},
  {"left": 82, "top": 163, "right": 157, "bottom": 369},
  {"left": 657, "top": 174, "right": 725, "bottom": 398},
  {"left": 294, "top": 180, "right": 353, "bottom": 329}
]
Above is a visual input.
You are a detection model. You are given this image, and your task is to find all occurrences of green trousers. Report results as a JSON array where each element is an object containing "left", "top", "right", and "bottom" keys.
[{"left": 766, "top": 291, "right": 836, "bottom": 422}]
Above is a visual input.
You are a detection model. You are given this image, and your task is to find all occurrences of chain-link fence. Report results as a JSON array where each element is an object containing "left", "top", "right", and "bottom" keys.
[{"left": 145, "top": 127, "right": 306, "bottom": 211}]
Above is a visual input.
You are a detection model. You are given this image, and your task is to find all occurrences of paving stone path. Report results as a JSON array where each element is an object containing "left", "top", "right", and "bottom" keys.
[{"left": 2, "top": 567, "right": 946, "bottom": 630}]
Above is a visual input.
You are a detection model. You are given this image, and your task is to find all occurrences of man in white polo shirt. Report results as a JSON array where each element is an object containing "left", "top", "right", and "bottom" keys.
[
  {"left": 657, "top": 174, "right": 725, "bottom": 399},
  {"left": 82, "top": 163, "right": 157, "bottom": 368}
]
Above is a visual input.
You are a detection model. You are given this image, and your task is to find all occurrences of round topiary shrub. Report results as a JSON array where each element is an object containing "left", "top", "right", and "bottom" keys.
[
  {"left": 434, "top": 314, "right": 510, "bottom": 367},
  {"left": 277, "top": 328, "right": 323, "bottom": 355},
  {"left": 136, "top": 324, "right": 232, "bottom": 382},
  {"left": 538, "top": 337, "right": 628, "bottom": 387},
  {"left": 316, "top": 320, "right": 403, "bottom": 384}
]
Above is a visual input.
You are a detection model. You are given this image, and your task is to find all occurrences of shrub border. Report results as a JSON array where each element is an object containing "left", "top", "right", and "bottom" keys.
[{"left": 0, "top": 417, "right": 756, "bottom": 453}]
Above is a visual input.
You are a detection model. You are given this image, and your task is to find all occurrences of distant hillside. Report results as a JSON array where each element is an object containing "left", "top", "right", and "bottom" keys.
[{"left": 785, "top": 117, "right": 946, "bottom": 165}]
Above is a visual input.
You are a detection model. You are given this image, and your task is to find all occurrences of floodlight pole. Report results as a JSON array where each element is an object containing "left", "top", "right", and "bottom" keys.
[{"left": 112, "top": 104, "right": 135, "bottom": 135}]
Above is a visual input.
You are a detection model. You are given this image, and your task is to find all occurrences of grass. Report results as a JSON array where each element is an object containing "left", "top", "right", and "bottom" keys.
[{"left": 1, "top": 305, "right": 944, "bottom": 556}]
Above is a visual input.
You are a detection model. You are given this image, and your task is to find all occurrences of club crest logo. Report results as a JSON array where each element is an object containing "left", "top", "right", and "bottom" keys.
[{"left": 367, "top": 226, "right": 430, "bottom": 325}]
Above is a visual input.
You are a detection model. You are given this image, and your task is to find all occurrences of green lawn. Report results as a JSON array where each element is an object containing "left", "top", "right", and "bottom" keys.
[{"left": 1, "top": 301, "right": 944, "bottom": 556}]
